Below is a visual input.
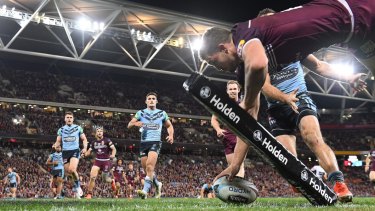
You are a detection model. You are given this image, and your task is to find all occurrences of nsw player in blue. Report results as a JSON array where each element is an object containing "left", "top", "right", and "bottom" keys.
[
  {"left": 46, "top": 145, "right": 64, "bottom": 199},
  {"left": 2, "top": 167, "right": 20, "bottom": 199},
  {"left": 200, "top": 183, "right": 215, "bottom": 199},
  {"left": 53, "top": 111, "right": 88, "bottom": 199},
  {"left": 128, "top": 92, "right": 174, "bottom": 199}
]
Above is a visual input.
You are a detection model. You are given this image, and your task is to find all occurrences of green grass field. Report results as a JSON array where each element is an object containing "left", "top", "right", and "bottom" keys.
[{"left": 0, "top": 197, "right": 375, "bottom": 211}]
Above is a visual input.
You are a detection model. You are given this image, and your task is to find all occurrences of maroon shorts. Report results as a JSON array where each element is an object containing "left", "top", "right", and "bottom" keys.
[
  {"left": 223, "top": 131, "right": 237, "bottom": 155},
  {"left": 127, "top": 179, "right": 135, "bottom": 187},
  {"left": 114, "top": 176, "right": 125, "bottom": 185},
  {"left": 94, "top": 159, "right": 111, "bottom": 172}
]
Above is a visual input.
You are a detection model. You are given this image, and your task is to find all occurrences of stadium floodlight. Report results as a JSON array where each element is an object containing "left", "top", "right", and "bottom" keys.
[
  {"left": 371, "top": 76, "right": 374, "bottom": 80},
  {"left": 78, "top": 18, "right": 91, "bottom": 31},
  {"left": 191, "top": 38, "right": 202, "bottom": 51},
  {"left": 331, "top": 63, "right": 354, "bottom": 77}
]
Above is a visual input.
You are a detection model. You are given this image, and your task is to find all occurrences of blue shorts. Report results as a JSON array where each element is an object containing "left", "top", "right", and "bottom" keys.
[
  {"left": 10, "top": 182, "right": 17, "bottom": 188},
  {"left": 267, "top": 93, "right": 318, "bottom": 137},
  {"left": 139, "top": 141, "right": 162, "bottom": 157},
  {"left": 62, "top": 149, "right": 80, "bottom": 164},
  {"left": 51, "top": 169, "right": 64, "bottom": 178}
]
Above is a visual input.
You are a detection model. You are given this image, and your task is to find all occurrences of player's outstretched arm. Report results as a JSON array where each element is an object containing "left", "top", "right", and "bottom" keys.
[
  {"left": 241, "top": 39, "right": 268, "bottom": 113},
  {"left": 16, "top": 173, "right": 20, "bottom": 184},
  {"left": 302, "top": 54, "right": 367, "bottom": 91},
  {"left": 80, "top": 133, "right": 88, "bottom": 154},
  {"left": 164, "top": 120, "right": 174, "bottom": 144}
]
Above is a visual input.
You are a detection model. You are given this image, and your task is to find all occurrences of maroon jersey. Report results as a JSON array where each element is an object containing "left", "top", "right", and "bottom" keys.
[
  {"left": 370, "top": 149, "right": 375, "bottom": 171},
  {"left": 113, "top": 165, "right": 125, "bottom": 179},
  {"left": 89, "top": 137, "right": 113, "bottom": 160},
  {"left": 232, "top": 0, "right": 375, "bottom": 75},
  {"left": 126, "top": 169, "right": 137, "bottom": 181}
]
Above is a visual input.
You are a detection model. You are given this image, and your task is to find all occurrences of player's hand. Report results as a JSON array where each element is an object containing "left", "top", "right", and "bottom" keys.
[
  {"left": 110, "top": 154, "right": 115, "bottom": 159},
  {"left": 285, "top": 89, "right": 299, "bottom": 114},
  {"left": 216, "top": 128, "right": 226, "bottom": 138},
  {"left": 134, "top": 121, "right": 143, "bottom": 127},
  {"left": 348, "top": 73, "right": 367, "bottom": 92},
  {"left": 166, "top": 136, "right": 174, "bottom": 144},
  {"left": 214, "top": 164, "right": 240, "bottom": 183}
]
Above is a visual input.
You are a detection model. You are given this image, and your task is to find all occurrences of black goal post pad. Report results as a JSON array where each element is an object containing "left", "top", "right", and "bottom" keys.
[{"left": 183, "top": 73, "right": 337, "bottom": 206}]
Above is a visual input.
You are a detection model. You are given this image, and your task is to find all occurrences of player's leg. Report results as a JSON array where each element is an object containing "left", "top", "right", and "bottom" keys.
[
  {"left": 68, "top": 155, "right": 82, "bottom": 198},
  {"left": 225, "top": 153, "right": 245, "bottom": 177},
  {"left": 115, "top": 181, "right": 121, "bottom": 197},
  {"left": 85, "top": 165, "right": 100, "bottom": 199},
  {"left": 143, "top": 151, "right": 158, "bottom": 197},
  {"left": 50, "top": 177, "right": 57, "bottom": 197},
  {"left": 370, "top": 171, "right": 375, "bottom": 191},
  {"left": 299, "top": 115, "right": 352, "bottom": 202},
  {"left": 10, "top": 187, "right": 16, "bottom": 199},
  {"left": 137, "top": 154, "right": 153, "bottom": 199},
  {"left": 55, "top": 174, "right": 64, "bottom": 199},
  {"left": 149, "top": 142, "right": 163, "bottom": 198}
]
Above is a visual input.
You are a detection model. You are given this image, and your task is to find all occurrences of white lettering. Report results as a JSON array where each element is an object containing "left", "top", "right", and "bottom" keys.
[
  {"left": 262, "top": 138, "right": 288, "bottom": 165},
  {"left": 309, "top": 178, "right": 333, "bottom": 204},
  {"left": 210, "top": 95, "right": 240, "bottom": 124}
]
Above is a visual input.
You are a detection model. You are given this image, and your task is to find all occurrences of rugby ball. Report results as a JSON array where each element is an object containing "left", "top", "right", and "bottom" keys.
[{"left": 213, "top": 176, "right": 258, "bottom": 204}]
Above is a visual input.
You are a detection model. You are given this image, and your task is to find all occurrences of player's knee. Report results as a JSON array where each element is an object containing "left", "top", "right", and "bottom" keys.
[
  {"left": 302, "top": 130, "right": 323, "bottom": 146},
  {"left": 146, "top": 164, "right": 154, "bottom": 173}
]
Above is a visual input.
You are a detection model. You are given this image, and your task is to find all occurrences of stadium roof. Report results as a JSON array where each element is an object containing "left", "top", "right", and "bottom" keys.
[{"left": 0, "top": 0, "right": 374, "bottom": 113}]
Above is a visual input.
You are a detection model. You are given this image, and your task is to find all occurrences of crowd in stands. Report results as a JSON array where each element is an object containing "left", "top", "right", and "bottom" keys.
[
  {"left": 0, "top": 142, "right": 373, "bottom": 199},
  {"left": 1, "top": 103, "right": 374, "bottom": 151}
]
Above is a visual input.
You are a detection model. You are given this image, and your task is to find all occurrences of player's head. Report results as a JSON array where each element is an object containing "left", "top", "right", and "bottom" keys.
[
  {"left": 226, "top": 80, "right": 241, "bottom": 100},
  {"left": 117, "top": 159, "right": 123, "bottom": 165},
  {"left": 95, "top": 126, "right": 104, "bottom": 139},
  {"left": 145, "top": 92, "right": 158, "bottom": 109},
  {"left": 257, "top": 8, "right": 276, "bottom": 17},
  {"left": 64, "top": 111, "right": 74, "bottom": 125},
  {"left": 199, "top": 27, "right": 240, "bottom": 73},
  {"left": 55, "top": 145, "right": 62, "bottom": 152},
  {"left": 7, "top": 167, "right": 13, "bottom": 173}
]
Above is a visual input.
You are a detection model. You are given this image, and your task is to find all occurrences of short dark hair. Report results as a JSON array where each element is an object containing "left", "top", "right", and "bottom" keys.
[
  {"left": 146, "top": 92, "right": 157, "bottom": 99},
  {"left": 65, "top": 111, "right": 74, "bottom": 116},
  {"left": 227, "top": 80, "right": 241, "bottom": 90},
  {"left": 199, "top": 27, "right": 231, "bottom": 61},
  {"left": 257, "top": 8, "right": 276, "bottom": 17}
]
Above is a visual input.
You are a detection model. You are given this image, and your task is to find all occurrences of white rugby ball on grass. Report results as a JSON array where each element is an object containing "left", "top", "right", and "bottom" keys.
[{"left": 213, "top": 176, "right": 258, "bottom": 204}]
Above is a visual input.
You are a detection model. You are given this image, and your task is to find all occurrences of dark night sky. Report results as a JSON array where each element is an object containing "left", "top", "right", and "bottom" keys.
[{"left": 128, "top": 0, "right": 311, "bottom": 23}]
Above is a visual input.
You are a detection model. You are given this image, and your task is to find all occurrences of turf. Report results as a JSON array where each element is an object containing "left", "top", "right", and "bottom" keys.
[{"left": 0, "top": 197, "right": 374, "bottom": 211}]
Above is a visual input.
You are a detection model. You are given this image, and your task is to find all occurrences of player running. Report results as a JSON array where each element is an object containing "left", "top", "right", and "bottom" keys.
[
  {"left": 112, "top": 159, "right": 126, "bottom": 198},
  {"left": 125, "top": 162, "right": 138, "bottom": 198},
  {"left": 2, "top": 167, "right": 20, "bottom": 199},
  {"left": 46, "top": 145, "right": 64, "bottom": 199},
  {"left": 84, "top": 126, "right": 117, "bottom": 199},
  {"left": 128, "top": 92, "right": 174, "bottom": 199},
  {"left": 53, "top": 111, "right": 88, "bottom": 199}
]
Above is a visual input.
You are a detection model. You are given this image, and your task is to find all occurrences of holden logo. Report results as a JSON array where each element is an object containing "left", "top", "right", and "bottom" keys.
[
  {"left": 253, "top": 130, "right": 262, "bottom": 141},
  {"left": 301, "top": 170, "right": 308, "bottom": 181},
  {"left": 200, "top": 86, "right": 211, "bottom": 99}
]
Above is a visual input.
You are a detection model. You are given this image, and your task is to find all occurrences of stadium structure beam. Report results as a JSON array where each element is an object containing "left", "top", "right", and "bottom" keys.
[
  {"left": 0, "top": 48, "right": 229, "bottom": 82},
  {"left": 111, "top": 37, "right": 141, "bottom": 67},
  {"left": 9, "top": 0, "right": 32, "bottom": 12},
  {"left": 122, "top": 9, "right": 142, "bottom": 65},
  {"left": 142, "top": 22, "right": 181, "bottom": 68},
  {"left": 54, "top": 0, "right": 78, "bottom": 58},
  {"left": 79, "top": 9, "right": 121, "bottom": 59},
  {"left": 167, "top": 46, "right": 195, "bottom": 73},
  {"left": 4, "top": 0, "right": 50, "bottom": 49},
  {"left": 43, "top": 25, "right": 76, "bottom": 57},
  {"left": 0, "top": 0, "right": 373, "bottom": 104}
]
